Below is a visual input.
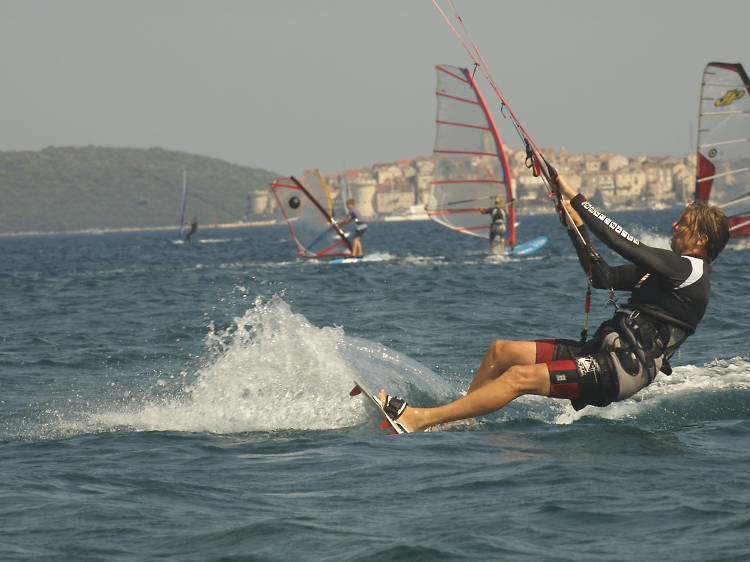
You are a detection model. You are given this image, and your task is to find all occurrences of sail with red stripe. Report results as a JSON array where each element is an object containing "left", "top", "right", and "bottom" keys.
[
  {"left": 427, "top": 64, "right": 515, "bottom": 245},
  {"left": 271, "top": 176, "right": 352, "bottom": 258},
  {"left": 695, "top": 62, "right": 750, "bottom": 237}
]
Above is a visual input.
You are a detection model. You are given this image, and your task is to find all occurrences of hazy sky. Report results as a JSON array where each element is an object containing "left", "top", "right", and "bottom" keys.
[{"left": 2, "top": 0, "right": 749, "bottom": 176}]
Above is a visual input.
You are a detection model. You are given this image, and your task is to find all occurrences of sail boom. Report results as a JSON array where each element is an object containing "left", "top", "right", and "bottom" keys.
[
  {"left": 701, "top": 109, "right": 750, "bottom": 116},
  {"left": 729, "top": 218, "right": 750, "bottom": 232},
  {"left": 696, "top": 166, "right": 750, "bottom": 183},
  {"left": 699, "top": 138, "right": 749, "bottom": 148}
]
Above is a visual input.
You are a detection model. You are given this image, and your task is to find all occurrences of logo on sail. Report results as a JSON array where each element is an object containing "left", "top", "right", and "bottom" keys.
[{"left": 714, "top": 89, "right": 745, "bottom": 107}]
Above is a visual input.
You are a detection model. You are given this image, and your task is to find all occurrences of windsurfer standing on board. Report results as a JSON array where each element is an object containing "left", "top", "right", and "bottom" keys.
[
  {"left": 377, "top": 174, "right": 729, "bottom": 433},
  {"left": 479, "top": 196, "right": 510, "bottom": 254},
  {"left": 337, "top": 199, "right": 367, "bottom": 258},
  {"left": 184, "top": 217, "right": 198, "bottom": 242}
]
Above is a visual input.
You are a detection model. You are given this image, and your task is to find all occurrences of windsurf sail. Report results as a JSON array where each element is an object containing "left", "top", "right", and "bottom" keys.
[
  {"left": 427, "top": 64, "right": 516, "bottom": 245},
  {"left": 271, "top": 176, "right": 352, "bottom": 258},
  {"left": 695, "top": 62, "right": 750, "bottom": 237},
  {"left": 431, "top": 1, "right": 585, "bottom": 242},
  {"left": 302, "top": 169, "right": 336, "bottom": 218},
  {"left": 177, "top": 169, "right": 188, "bottom": 239}
]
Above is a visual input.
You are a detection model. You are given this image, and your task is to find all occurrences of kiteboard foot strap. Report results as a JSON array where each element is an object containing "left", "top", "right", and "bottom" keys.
[{"left": 383, "top": 395, "right": 407, "bottom": 420}]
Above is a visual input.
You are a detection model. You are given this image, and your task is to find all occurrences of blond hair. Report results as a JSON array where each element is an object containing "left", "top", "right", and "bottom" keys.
[{"left": 683, "top": 200, "right": 729, "bottom": 261}]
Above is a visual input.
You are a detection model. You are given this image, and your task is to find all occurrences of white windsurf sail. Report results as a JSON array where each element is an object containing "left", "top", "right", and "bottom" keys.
[
  {"left": 427, "top": 64, "right": 516, "bottom": 245},
  {"left": 695, "top": 62, "right": 750, "bottom": 237},
  {"left": 302, "top": 169, "right": 336, "bottom": 218},
  {"left": 271, "top": 176, "right": 352, "bottom": 258}
]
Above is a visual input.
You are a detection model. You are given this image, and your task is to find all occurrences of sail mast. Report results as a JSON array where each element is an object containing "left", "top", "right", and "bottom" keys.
[{"left": 178, "top": 169, "right": 188, "bottom": 239}]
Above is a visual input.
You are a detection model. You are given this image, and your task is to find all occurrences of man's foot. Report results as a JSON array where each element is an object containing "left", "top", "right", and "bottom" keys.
[{"left": 377, "top": 390, "right": 429, "bottom": 433}]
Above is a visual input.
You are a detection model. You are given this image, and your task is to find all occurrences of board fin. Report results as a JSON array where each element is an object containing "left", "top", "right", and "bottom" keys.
[{"left": 349, "top": 385, "right": 362, "bottom": 396}]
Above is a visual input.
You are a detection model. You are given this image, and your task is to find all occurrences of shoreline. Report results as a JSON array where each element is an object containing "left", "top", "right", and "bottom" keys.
[{"left": 0, "top": 219, "right": 279, "bottom": 238}]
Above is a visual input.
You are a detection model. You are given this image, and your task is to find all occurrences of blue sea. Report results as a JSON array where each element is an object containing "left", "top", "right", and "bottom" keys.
[{"left": 2, "top": 209, "right": 749, "bottom": 561}]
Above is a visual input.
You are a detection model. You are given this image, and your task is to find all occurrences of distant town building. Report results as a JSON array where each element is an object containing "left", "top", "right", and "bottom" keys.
[{"left": 272, "top": 147, "right": 696, "bottom": 222}]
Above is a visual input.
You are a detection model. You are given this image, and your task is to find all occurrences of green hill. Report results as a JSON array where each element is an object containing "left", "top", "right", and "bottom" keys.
[{"left": 0, "top": 146, "right": 279, "bottom": 234}]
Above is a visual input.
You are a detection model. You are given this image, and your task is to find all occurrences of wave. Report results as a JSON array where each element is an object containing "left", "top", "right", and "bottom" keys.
[
  {"left": 39, "top": 296, "right": 454, "bottom": 437},
  {"left": 729, "top": 238, "right": 750, "bottom": 252},
  {"left": 548, "top": 356, "right": 750, "bottom": 427},
  {"left": 9, "top": 295, "right": 748, "bottom": 439}
]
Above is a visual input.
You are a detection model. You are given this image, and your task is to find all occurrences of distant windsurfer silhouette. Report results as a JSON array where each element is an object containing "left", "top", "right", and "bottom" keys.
[{"left": 184, "top": 217, "right": 198, "bottom": 242}]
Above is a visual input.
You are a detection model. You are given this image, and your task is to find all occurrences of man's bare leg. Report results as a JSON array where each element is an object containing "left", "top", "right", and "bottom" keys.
[
  {"left": 379, "top": 361, "right": 551, "bottom": 432},
  {"left": 467, "top": 340, "right": 537, "bottom": 393}
]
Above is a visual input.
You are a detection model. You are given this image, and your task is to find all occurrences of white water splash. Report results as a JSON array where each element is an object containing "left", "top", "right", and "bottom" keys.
[
  {"left": 631, "top": 225, "right": 671, "bottom": 250},
  {"left": 85, "top": 295, "right": 453, "bottom": 435},
  {"left": 551, "top": 356, "right": 750, "bottom": 425},
  {"left": 361, "top": 251, "right": 395, "bottom": 262},
  {"left": 728, "top": 238, "right": 750, "bottom": 252}
]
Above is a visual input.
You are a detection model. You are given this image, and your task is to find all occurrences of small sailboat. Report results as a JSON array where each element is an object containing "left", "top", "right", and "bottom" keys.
[
  {"left": 694, "top": 62, "right": 750, "bottom": 237},
  {"left": 169, "top": 170, "right": 189, "bottom": 245}
]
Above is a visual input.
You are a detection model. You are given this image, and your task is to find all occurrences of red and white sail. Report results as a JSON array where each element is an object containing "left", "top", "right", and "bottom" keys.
[
  {"left": 427, "top": 65, "right": 515, "bottom": 245},
  {"left": 695, "top": 62, "right": 750, "bottom": 237},
  {"left": 271, "top": 176, "right": 352, "bottom": 258}
]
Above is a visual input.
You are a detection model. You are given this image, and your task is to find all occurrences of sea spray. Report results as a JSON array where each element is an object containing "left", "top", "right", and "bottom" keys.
[
  {"left": 552, "top": 357, "right": 750, "bottom": 427},
  {"left": 78, "top": 295, "right": 457, "bottom": 435}
]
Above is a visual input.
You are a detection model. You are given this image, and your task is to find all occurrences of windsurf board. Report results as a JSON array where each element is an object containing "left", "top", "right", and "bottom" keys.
[{"left": 506, "top": 235, "right": 547, "bottom": 256}]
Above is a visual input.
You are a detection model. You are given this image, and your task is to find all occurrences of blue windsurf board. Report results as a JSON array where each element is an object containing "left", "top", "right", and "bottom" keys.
[{"left": 506, "top": 235, "right": 548, "bottom": 256}]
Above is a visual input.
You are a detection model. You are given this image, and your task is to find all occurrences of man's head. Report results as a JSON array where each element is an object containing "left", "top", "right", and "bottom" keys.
[{"left": 671, "top": 200, "right": 729, "bottom": 261}]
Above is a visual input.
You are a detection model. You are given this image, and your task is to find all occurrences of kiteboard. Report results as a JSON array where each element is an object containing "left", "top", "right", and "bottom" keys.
[
  {"left": 350, "top": 379, "right": 408, "bottom": 434},
  {"left": 330, "top": 257, "right": 363, "bottom": 265},
  {"left": 506, "top": 235, "right": 548, "bottom": 256}
]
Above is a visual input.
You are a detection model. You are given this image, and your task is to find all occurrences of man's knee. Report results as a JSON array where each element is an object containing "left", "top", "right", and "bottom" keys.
[{"left": 487, "top": 339, "right": 523, "bottom": 367}]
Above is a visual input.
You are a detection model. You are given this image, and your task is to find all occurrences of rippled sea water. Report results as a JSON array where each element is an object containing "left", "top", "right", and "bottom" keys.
[{"left": 2, "top": 210, "right": 749, "bottom": 561}]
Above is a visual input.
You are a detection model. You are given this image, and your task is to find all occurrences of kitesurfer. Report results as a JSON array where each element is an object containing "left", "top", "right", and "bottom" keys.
[
  {"left": 479, "top": 197, "right": 509, "bottom": 254},
  {"left": 379, "top": 175, "right": 729, "bottom": 432},
  {"left": 338, "top": 199, "right": 367, "bottom": 258}
]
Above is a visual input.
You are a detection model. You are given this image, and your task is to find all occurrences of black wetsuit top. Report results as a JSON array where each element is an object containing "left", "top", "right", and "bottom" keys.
[{"left": 569, "top": 194, "right": 712, "bottom": 336}]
